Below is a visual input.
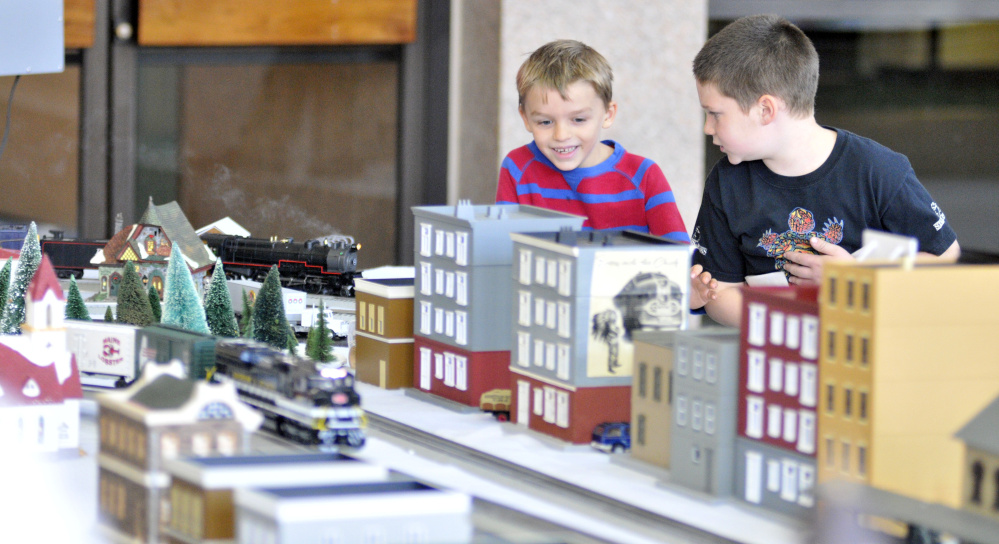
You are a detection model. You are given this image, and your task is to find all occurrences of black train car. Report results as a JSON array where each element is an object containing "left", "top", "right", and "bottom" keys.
[
  {"left": 40, "top": 232, "right": 106, "bottom": 279},
  {"left": 200, "top": 233, "right": 359, "bottom": 296},
  {"left": 211, "top": 338, "right": 365, "bottom": 448}
]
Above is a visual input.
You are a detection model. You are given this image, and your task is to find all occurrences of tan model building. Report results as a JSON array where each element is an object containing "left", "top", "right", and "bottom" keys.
[
  {"left": 817, "top": 259, "right": 999, "bottom": 508},
  {"left": 354, "top": 277, "right": 415, "bottom": 389},
  {"left": 630, "top": 331, "right": 675, "bottom": 469}
]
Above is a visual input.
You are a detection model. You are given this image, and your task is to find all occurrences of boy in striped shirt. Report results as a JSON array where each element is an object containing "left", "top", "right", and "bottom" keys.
[{"left": 495, "top": 39, "right": 689, "bottom": 242}]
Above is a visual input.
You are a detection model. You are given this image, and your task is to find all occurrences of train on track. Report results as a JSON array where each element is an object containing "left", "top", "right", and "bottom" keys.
[{"left": 200, "top": 233, "right": 360, "bottom": 297}]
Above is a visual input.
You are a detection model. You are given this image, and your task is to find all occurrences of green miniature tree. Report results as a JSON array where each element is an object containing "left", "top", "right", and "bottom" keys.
[
  {"left": 104, "top": 305, "right": 114, "bottom": 322},
  {"left": 1, "top": 222, "right": 42, "bottom": 334},
  {"left": 251, "top": 266, "right": 290, "bottom": 350},
  {"left": 286, "top": 323, "right": 299, "bottom": 355},
  {"left": 239, "top": 290, "right": 254, "bottom": 337},
  {"left": 306, "top": 302, "right": 334, "bottom": 362},
  {"left": 64, "top": 276, "right": 92, "bottom": 321},
  {"left": 148, "top": 284, "right": 162, "bottom": 322},
  {"left": 0, "top": 258, "right": 12, "bottom": 312},
  {"left": 204, "top": 259, "right": 239, "bottom": 337},
  {"left": 115, "top": 261, "right": 155, "bottom": 327},
  {"left": 161, "top": 244, "right": 210, "bottom": 334},
  {"left": 304, "top": 323, "right": 317, "bottom": 356}
]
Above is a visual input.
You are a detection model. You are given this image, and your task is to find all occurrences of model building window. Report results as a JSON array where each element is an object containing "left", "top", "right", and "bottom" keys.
[
  {"left": 518, "top": 291, "right": 531, "bottom": 326},
  {"left": 825, "top": 383, "right": 836, "bottom": 413},
  {"left": 861, "top": 282, "right": 870, "bottom": 311},
  {"left": 827, "top": 329, "right": 837, "bottom": 360},
  {"left": 705, "top": 353, "right": 718, "bottom": 384},
  {"left": 970, "top": 461, "right": 984, "bottom": 504},
  {"left": 846, "top": 280, "right": 855, "bottom": 308},
  {"left": 782, "top": 409, "right": 797, "bottom": 443},
  {"left": 543, "top": 387, "right": 556, "bottom": 424},
  {"left": 434, "top": 308, "right": 444, "bottom": 334},
  {"left": 533, "top": 387, "right": 544, "bottom": 416},
  {"left": 445, "top": 271, "right": 455, "bottom": 299},
  {"left": 841, "top": 441, "right": 851, "bottom": 472},
  {"left": 456, "top": 356, "right": 468, "bottom": 391},
  {"left": 780, "top": 460, "right": 799, "bottom": 503},
  {"left": 769, "top": 311, "right": 785, "bottom": 345},
  {"left": 434, "top": 352, "right": 443, "bottom": 380},
  {"left": 534, "top": 256, "right": 546, "bottom": 284},
  {"left": 745, "top": 396, "right": 763, "bottom": 438},
  {"left": 676, "top": 395, "right": 688, "bottom": 426},
  {"left": 557, "top": 259, "right": 572, "bottom": 296},
  {"left": 445, "top": 231, "right": 455, "bottom": 258},
  {"left": 692, "top": 350, "right": 704, "bottom": 380},
  {"left": 444, "top": 353, "right": 455, "bottom": 387},
  {"left": 377, "top": 305, "right": 385, "bottom": 335},
  {"left": 419, "top": 301, "right": 431, "bottom": 334},
  {"left": 456, "top": 311, "right": 467, "bottom": 345},
  {"left": 858, "top": 391, "right": 868, "bottom": 421},
  {"left": 857, "top": 445, "right": 867, "bottom": 477},
  {"left": 653, "top": 367, "right": 663, "bottom": 402},
  {"left": 860, "top": 337, "right": 870, "bottom": 366},
  {"left": 800, "top": 363, "right": 817, "bottom": 407},
  {"left": 769, "top": 358, "right": 784, "bottom": 391},
  {"left": 419, "top": 347, "right": 431, "bottom": 390},
  {"left": 691, "top": 400, "right": 703, "bottom": 431},
  {"left": 434, "top": 229, "right": 444, "bottom": 255},
  {"left": 545, "top": 342, "right": 556, "bottom": 371},
  {"left": 556, "top": 344, "right": 570, "bottom": 380},
  {"left": 444, "top": 310, "right": 454, "bottom": 337},
  {"left": 747, "top": 349, "right": 765, "bottom": 393},
  {"left": 517, "top": 332, "right": 530, "bottom": 367},
  {"left": 798, "top": 412, "right": 816, "bottom": 455},
  {"left": 161, "top": 433, "right": 179, "bottom": 460},
  {"left": 801, "top": 316, "right": 819, "bottom": 360},
  {"left": 767, "top": 404, "right": 782, "bottom": 438},
  {"left": 435, "top": 268, "right": 444, "bottom": 295},
  {"left": 217, "top": 432, "right": 236, "bottom": 456},
  {"left": 534, "top": 297, "right": 545, "bottom": 326},
  {"left": 637, "top": 414, "right": 646, "bottom": 446},
  {"left": 456, "top": 231, "right": 468, "bottom": 266},
  {"left": 827, "top": 276, "right": 837, "bottom": 305},
  {"left": 843, "top": 388, "right": 853, "bottom": 418},
  {"left": 638, "top": 362, "right": 648, "bottom": 398},
  {"left": 456, "top": 271, "right": 468, "bottom": 305},
  {"left": 747, "top": 303, "right": 766, "bottom": 346},
  {"left": 545, "top": 301, "right": 557, "bottom": 330},
  {"left": 368, "top": 302, "right": 376, "bottom": 331},
  {"left": 677, "top": 345, "right": 689, "bottom": 375},
  {"left": 518, "top": 249, "right": 532, "bottom": 285},
  {"left": 825, "top": 437, "right": 836, "bottom": 468},
  {"left": 767, "top": 460, "right": 781, "bottom": 492},
  {"left": 556, "top": 391, "right": 570, "bottom": 428},
  {"left": 192, "top": 433, "right": 210, "bottom": 456},
  {"left": 705, "top": 403, "right": 716, "bottom": 435},
  {"left": 785, "top": 315, "right": 801, "bottom": 350},
  {"left": 533, "top": 339, "right": 544, "bottom": 367},
  {"left": 420, "top": 224, "right": 432, "bottom": 256}
]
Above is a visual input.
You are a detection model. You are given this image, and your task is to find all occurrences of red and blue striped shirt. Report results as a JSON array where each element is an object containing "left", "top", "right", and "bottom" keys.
[{"left": 496, "top": 140, "right": 689, "bottom": 242}]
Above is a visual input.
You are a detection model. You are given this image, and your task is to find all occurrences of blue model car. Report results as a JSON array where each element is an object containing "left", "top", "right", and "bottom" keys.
[{"left": 590, "top": 422, "right": 631, "bottom": 453}]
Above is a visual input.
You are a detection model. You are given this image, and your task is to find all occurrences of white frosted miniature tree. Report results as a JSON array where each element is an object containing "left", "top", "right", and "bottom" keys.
[
  {"left": 160, "top": 244, "right": 211, "bottom": 334},
  {"left": 204, "top": 259, "right": 239, "bottom": 337},
  {"left": 1, "top": 222, "right": 41, "bottom": 334}
]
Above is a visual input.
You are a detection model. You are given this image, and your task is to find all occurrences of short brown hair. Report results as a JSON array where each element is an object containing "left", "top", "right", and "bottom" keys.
[
  {"left": 517, "top": 39, "right": 613, "bottom": 108},
  {"left": 693, "top": 14, "right": 819, "bottom": 117}
]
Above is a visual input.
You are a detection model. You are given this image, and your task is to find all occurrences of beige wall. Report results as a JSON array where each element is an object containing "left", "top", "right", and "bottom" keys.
[{"left": 449, "top": 0, "right": 707, "bottom": 232}]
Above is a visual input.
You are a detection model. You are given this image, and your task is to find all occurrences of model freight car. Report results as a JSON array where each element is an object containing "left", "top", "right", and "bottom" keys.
[
  {"left": 65, "top": 322, "right": 217, "bottom": 388},
  {"left": 212, "top": 338, "right": 366, "bottom": 449},
  {"left": 200, "top": 233, "right": 359, "bottom": 296},
  {"left": 40, "top": 232, "right": 107, "bottom": 279}
]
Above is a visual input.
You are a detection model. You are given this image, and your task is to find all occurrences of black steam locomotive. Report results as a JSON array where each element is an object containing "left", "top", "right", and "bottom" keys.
[
  {"left": 200, "top": 233, "right": 359, "bottom": 296},
  {"left": 211, "top": 338, "right": 366, "bottom": 449}
]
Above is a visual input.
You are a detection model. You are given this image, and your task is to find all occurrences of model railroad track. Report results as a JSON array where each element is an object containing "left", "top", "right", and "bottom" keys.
[{"left": 365, "top": 412, "right": 745, "bottom": 544}]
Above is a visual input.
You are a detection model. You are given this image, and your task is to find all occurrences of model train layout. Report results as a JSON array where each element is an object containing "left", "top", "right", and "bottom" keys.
[
  {"left": 211, "top": 338, "right": 366, "bottom": 449},
  {"left": 200, "top": 232, "right": 360, "bottom": 296}
]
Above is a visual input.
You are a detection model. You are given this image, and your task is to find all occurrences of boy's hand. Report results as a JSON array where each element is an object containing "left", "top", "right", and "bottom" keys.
[
  {"left": 782, "top": 237, "right": 852, "bottom": 285},
  {"left": 690, "top": 264, "right": 719, "bottom": 308}
]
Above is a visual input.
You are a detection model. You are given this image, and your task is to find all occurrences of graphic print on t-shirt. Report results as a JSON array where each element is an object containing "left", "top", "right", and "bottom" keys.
[{"left": 758, "top": 207, "right": 845, "bottom": 278}]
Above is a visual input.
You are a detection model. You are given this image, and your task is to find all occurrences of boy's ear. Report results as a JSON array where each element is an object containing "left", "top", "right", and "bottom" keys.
[
  {"left": 602, "top": 101, "right": 618, "bottom": 129},
  {"left": 757, "top": 94, "right": 780, "bottom": 125},
  {"left": 519, "top": 104, "right": 534, "bottom": 133}
]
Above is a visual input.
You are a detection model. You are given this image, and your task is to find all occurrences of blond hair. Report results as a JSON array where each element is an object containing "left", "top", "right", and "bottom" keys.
[
  {"left": 693, "top": 14, "right": 819, "bottom": 117},
  {"left": 517, "top": 39, "right": 613, "bottom": 108}
]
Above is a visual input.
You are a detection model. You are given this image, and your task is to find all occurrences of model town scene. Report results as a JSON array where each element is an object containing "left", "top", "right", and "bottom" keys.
[{"left": 2, "top": 3, "right": 999, "bottom": 544}]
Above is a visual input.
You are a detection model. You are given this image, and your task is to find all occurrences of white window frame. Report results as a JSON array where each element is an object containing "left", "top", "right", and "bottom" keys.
[
  {"left": 746, "top": 396, "right": 764, "bottom": 438},
  {"left": 747, "top": 303, "right": 767, "bottom": 346},
  {"left": 419, "top": 223, "right": 433, "bottom": 257},
  {"left": 747, "top": 349, "right": 766, "bottom": 393},
  {"left": 518, "top": 249, "right": 532, "bottom": 285}
]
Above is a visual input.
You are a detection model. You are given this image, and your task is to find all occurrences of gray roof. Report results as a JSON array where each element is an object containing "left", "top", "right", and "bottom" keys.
[
  {"left": 955, "top": 394, "right": 999, "bottom": 455},
  {"left": 129, "top": 373, "right": 197, "bottom": 410}
]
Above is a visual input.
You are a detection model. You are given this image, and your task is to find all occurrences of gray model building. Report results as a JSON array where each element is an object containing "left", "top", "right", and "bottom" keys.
[
  {"left": 509, "top": 229, "right": 691, "bottom": 444},
  {"left": 411, "top": 202, "right": 583, "bottom": 409},
  {"left": 668, "top": 328, "right": 741, "bottom": 496},
  {"left": 956, "top": 393, "right": 999, "bottom": 522},
  {"left": 234, "top": 480, "right": 473, "bottom": 544}
]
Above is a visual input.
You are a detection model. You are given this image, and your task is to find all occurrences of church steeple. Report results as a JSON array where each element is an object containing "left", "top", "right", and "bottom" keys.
[{"left": 22, "top": 255, "right": 67, "bottom": 353}]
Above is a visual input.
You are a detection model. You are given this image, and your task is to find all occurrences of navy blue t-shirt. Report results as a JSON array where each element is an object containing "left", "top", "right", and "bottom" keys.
[{"left": 691, "top": 128, "right": 957, "bottom": 283}]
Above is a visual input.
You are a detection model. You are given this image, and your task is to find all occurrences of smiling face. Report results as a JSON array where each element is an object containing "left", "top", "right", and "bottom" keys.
[
  {"left": 520, "top": 80, "right": 617, "bottom": 171},
  {"left": 696, "top": 80, "right": 764, "bottom": 165}
]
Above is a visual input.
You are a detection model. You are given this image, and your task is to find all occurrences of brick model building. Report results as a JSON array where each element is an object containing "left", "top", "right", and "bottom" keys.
[
  {"left": 354, "top": 277, "right": 415, "bottom": 389},
  {"left": 96, "top": 361, "right": 262, "bottom": 543},
  {"left": 509, "top": 229, "right": 690, "bottom": 444},
  {"left": 411, "top": 202, "right": 583, "bottom": 409},
  {"left": 669, "top": 328, "right": 741, "bottom": 496},
  {"left": 818, "top": 259, "right": 999, "bottom": 508},
  {"left": 735, "top": 285, "right": 821, "bottom": 516}
]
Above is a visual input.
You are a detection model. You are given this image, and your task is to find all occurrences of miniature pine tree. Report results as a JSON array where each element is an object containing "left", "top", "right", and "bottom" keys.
[
  {"left": 204, "top": 259, "right": 239, "bottom": 337},
  {"left": 115, "top": 261, "right": 155, "bottom": 327},
  {"left": 161, "top": 244, "right": 210, "bottom": 335},
  {"left": 65, "top": 276, "right": 92, "bottom": 321},
  {"left": 286, "top": 323, "right": 299, "bottom": 355},
  {"left": 306, "top": 302, "right": 334, "bottom": 362},
  {"left": 251, "top": 266, "right": 290, "bottom": 349},
  {"left": 104, "top": 305, "right": 114, "bottom": 322},
  {"left": 239, "top": 290, "right": 254, "bottom": 337},
  {"left": 0, "top": 258, "right": 11, "bottom": 312},
  {"left": 1, "top": 222, "right": 42, "bottom": 334},
  {"left": 305, "top": 323, "right": 317, "bottom": 356},
  {"left": 148, "top": 284, "right": 162, "bottom": 322}
]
